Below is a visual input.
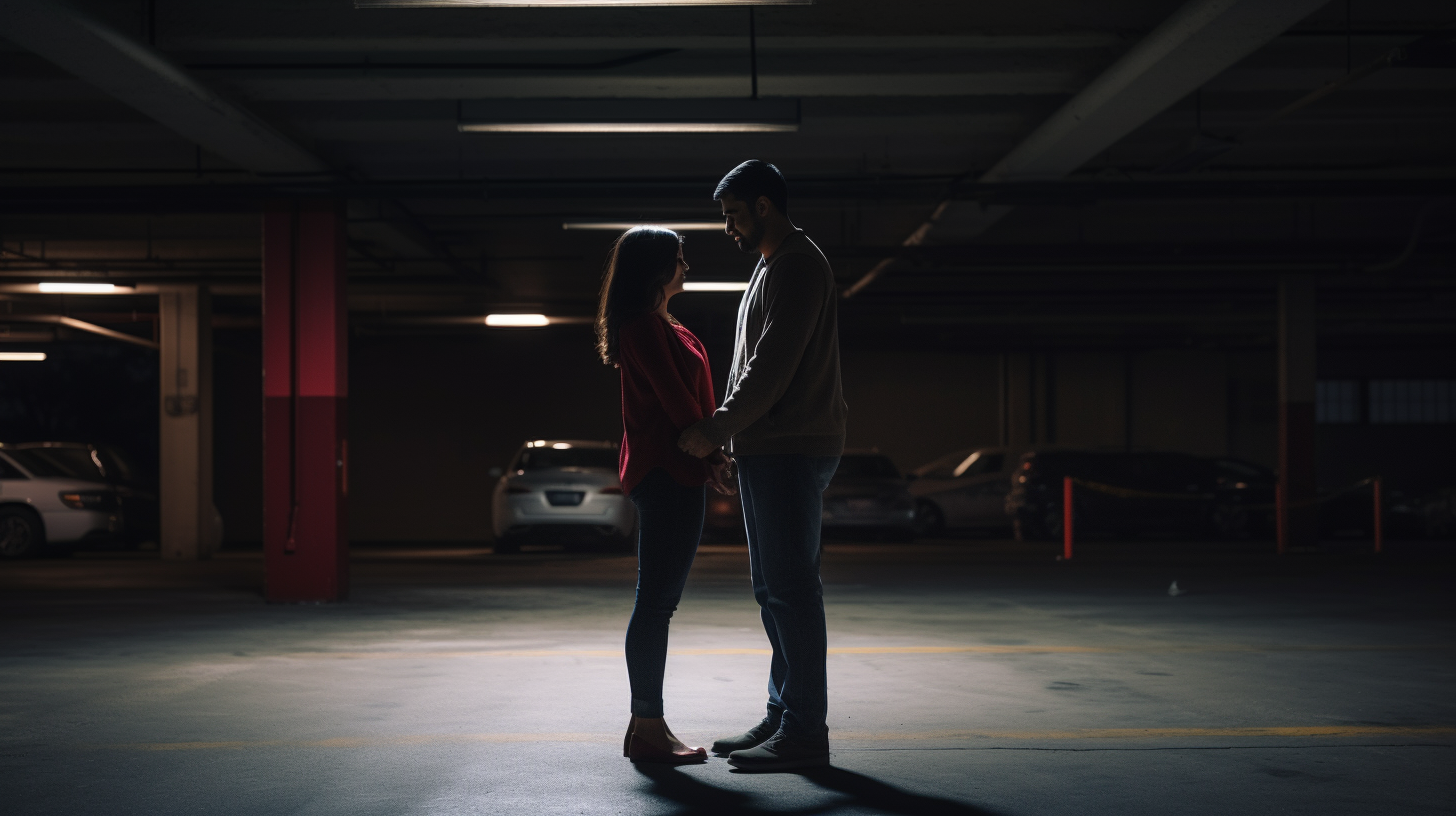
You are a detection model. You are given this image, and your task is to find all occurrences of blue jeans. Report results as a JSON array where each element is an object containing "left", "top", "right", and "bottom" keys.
[
  {"left": 735, "top": 453, "right": 840, "bottom": 743},
  {"left": 625, "top": 467, "right": 705, "bottom": 718}
]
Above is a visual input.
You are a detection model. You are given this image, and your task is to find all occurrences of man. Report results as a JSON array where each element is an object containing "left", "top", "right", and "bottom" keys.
[{"left": 679, "top": 160, "right": 848, "bottom": 771}]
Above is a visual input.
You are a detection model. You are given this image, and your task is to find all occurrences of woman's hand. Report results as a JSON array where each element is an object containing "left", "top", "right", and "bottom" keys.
[{"left": 706, "top": 450, "right": 737, "bottom": 496}]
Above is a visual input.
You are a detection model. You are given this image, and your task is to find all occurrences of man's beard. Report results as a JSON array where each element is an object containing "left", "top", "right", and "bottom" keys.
[{"left": 733, "top": 214, "right": 763, "bottom": 253}]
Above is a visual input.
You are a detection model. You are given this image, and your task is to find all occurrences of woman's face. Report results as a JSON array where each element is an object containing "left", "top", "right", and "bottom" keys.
[{"left": 661, "top": 244, "right": 688, "bottom": 304}]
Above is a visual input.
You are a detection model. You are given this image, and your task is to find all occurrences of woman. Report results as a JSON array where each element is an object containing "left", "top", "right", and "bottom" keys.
[{"left": 596, "top": 227, "right": 734, "bottom": 765}]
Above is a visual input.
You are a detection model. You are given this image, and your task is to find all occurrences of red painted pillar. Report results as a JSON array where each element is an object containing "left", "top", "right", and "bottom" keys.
[
  {"left": 263, "top": 200, "right": 349, "bottom": 602},
  {"left": 1277, "top": 275, "right": 1318, "bottom": 549},
  {"left": 1062, "top": 477, "right": 1073, "bottom": 560}
]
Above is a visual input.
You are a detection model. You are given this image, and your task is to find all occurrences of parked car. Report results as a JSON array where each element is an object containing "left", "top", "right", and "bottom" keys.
[
  {"left": 907, "top": 447, "right": 1022, "bottom": 536},
  {"left": 490, "top": 439, "right": 636, "bottom": 553},
  {"left": 1419, "top": 485, "right": 1456, "bottom": 539},
  {"left": 821, "top": 451, "right": 916, "bottom": 540},
  {"left": 0, "top": 441, "right": 156, "bottom": 558},
  {"left": 1005, "top": 450, "right": 1269, "bottom": 541},
  {"left": 702, "top": 451, "right": 915, "bottom": 541}
]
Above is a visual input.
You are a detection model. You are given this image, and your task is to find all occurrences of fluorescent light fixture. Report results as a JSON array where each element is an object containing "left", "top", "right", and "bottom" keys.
[
  {"left": 551, "top": 442, "right": 574, "bottom": 449},
  {"left": 0, "top": 352, "right": 46, "bottom": 362},
  {"left": 361, "top": 2, "right": 810, "bottom": 7},
  {"left": 460, "top": 122, "right": 795, "bottom": 134},
  {"left": 563, "top": 221, "right": 724, "bottom": 232},
  {"left": 485, "top": 313, "right": 550, "bottom": 327},
  {"left": 683, "top": 281, "right": 750, "bottom": 292},
  {"left": 38, "top": 282, "right": 118, "bottom": 294},
  {"left": 533, "top": 439, "right": 547, "bottom": 447},
  {"left": 458, "top": 98, "right": 800, "bottom": 135}
]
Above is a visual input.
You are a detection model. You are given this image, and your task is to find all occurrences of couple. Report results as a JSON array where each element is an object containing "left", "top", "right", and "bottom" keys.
[{"left": 595, "top": 160, "right": 848, "bottom": 772}]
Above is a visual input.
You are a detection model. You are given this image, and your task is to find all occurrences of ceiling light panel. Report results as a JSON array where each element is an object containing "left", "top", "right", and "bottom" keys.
[
  {"left": 360, "top": 1, "right": 810, "bottom": 7},
  {"left": 460, "top": 122, "right": 795, "bottom": 133},
  {"left": 485, "top": 313, "right": 551, "bottom": 327},
  {"left": 0, "top": 352, "right": 47, "bottom": 362},
  {"left": 38, "top": 282, "right": 119, "bottom": 294},
  {"left": 458, "top": 98, "right": 799, "bottom": 135},
  {"left": 683, "top": 282, "right": 749, "bottom": 292},
  {"left": 563, "top": 221, "right": 724, "bottom": 231}
]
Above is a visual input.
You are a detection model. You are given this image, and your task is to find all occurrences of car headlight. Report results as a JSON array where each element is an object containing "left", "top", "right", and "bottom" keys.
[{"left": 59, "top": 490, "right": 118, "bottom": 511}]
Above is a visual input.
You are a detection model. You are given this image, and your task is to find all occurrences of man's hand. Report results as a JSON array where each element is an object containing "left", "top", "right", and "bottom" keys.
[
  {"left": 678, "top": 422, "right": 717, "bottom": 459},
  {"left": 706, "top": 450, "right": 737, "bottom": 496}
]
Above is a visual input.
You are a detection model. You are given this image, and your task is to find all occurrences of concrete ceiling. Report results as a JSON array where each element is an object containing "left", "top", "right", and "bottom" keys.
[{"left": 0, "top": 0, "right": 1452, "bottom": 347}]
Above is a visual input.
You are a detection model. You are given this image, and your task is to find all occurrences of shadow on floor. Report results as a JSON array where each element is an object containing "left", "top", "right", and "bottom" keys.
[{"left": 635, "top": 763, "right": 999, "bottom": 816}]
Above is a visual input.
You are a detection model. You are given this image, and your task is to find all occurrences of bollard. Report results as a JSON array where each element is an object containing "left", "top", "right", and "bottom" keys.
[
  {"left": 1063, "top": 477, "right": 1074, "bottom": 560},
  {"left": 1275, "top": 482, "right": 1287, "bottom": 555},
  {"left": 1373, "top": 477, "right": 1383, "bottom": 554}
]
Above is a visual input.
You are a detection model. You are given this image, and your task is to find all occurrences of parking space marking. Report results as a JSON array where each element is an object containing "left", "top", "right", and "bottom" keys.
[
  {"left": 272, "top": 643, "right": 1451, "bottom": 660},
  {"left": 97, "top": 726, "right": 1456, "bottom": 752}
]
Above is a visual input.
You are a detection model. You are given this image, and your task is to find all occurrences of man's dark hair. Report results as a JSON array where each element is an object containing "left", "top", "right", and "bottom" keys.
[{"left": 714, "top": 160, "right": 788, "bottom": 216}]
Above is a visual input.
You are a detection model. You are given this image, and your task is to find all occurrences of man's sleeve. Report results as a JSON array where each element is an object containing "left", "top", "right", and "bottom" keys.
[
  {"left": 620, "top": 319, "right": 707, "bottom": 431},
  {"left": 697, "top": 256, "right": 826, "bottom": 445}
]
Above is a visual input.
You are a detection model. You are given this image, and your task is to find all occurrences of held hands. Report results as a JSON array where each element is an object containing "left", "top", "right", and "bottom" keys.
[
  {"left": 706, "top": 449, "right": 737, "bottom": 496},
  {"left": 680, "top": 421, "right": 736, "bottom": 495},
  {"left": 677, "top": 422, "right": 718, "bottom": 459}
]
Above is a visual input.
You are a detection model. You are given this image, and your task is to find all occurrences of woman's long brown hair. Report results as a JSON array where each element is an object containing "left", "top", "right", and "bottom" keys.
[{"left": 595, "top": 227, "right": 683, "bottom": 366}]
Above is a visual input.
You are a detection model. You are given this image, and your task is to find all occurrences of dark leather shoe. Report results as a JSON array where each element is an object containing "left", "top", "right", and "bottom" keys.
[
  {"left": 626, "top": 733, "right": 708, "bottom": 765},
  {"left": 711, "top": 716, "right": 782, "bottom": 757},
  {"left": 727, "top": 730, "right": 830, "bottom": 772}
]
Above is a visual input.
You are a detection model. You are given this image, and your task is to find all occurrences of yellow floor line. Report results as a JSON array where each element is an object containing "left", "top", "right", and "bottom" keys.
[
  {"left": 101, "top": 726, "right": 1456, "bottom": 752},
  {"left": 273, "top": 644, "right": 1450, "bottom": 660}
]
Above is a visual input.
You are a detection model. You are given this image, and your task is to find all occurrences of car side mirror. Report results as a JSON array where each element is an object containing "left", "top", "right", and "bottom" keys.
[{"left": 488, "top": 467, "right": 504, "bottom": 478}]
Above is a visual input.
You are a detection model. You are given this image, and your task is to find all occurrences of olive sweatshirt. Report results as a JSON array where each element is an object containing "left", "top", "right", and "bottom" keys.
[{"left": 697, "top": 229, "right": 847, "bottom": 456}]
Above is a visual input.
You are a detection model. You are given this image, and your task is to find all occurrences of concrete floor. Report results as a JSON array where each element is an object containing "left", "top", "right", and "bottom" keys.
[{"left": 2, "top": 539, "right": 1453, "bottom": 815}]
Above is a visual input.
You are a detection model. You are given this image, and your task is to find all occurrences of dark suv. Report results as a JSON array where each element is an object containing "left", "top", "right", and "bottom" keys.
[{"left": 1006, "top": 450, "right": 1273, "bottom": 541}]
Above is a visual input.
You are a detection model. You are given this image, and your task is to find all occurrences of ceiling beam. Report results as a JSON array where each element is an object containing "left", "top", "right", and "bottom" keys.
[
  {"left": 0, "top": 0, "right": 327, "bottom": 175},
  {"left": 0, "top": 0, "right": 485, "bottom": 276},
  {"left": 842, "top": 0, "right": 1333, "bottom": 297}
]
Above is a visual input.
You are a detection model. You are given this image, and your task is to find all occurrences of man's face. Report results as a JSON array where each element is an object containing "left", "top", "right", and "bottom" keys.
[{"left": 719, "top": 193, "right": 763, "bottom": 254}]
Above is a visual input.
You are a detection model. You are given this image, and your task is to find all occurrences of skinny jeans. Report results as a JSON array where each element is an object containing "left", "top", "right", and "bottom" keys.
[
  {"left": 735, "top": 453, "right": 840, "bottom": 743},
  {"left": 625, "top": 467, "right": 706, "bottom": 718}
]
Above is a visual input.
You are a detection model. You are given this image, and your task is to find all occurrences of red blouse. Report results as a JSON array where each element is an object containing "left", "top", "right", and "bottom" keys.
[{"left": 617, "top": 313, "right": 717, "bottom": 494}]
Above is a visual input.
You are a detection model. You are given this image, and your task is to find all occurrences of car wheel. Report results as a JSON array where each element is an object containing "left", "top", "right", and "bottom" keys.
[
  {"left": 0, "top": 506, "right": 45, "bottom": 559},
  {"left": 912, "top": 501, "right": 944, "bottom": 537}
]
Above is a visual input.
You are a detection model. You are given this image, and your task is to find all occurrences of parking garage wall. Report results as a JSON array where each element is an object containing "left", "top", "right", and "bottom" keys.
[{"left": 208, "top": 334, "right": 1449, "bottom": 544}]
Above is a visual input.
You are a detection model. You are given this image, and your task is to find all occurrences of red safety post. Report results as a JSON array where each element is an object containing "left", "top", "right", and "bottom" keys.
[
  {"left": 263, "top": 199, "right": 349, "bottom": 602},
  {"left": 1275, "top": 482, "right": 1287, "bottom": 555},
  {"left": 1062, "top": 476, "right": 1074, "bottom": 560},
  {"left": 1373, "top": 477, "right": 1383, "bottom": 554}
]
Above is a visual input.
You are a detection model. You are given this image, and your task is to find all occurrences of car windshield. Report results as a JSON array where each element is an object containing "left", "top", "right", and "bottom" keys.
[
  {"left": 4, "top": 447, "right": 105, "bottom": 481},
  {"left": 516, "top": 446, "right": 617, "bottom": 471},
  {"left": 915, "top": 450, "right": 974, "bottom": 479},
  {"left": 835, "top": 455, "right": 900, "bottom": 480}
]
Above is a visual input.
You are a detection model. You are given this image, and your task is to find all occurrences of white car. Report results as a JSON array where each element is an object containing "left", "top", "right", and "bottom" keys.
[
  {"left": 908, "top": 447, "right": 1023, "bottom": 536},
  {"left": 490, "top": 439, "right": 636, "bottom": 553},
  {"left": 0, "top": 443, "right": 127, "bottom": 558}
]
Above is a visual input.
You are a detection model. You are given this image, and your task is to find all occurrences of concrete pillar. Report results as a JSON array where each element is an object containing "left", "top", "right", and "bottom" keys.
[
  {"left": 158, "top": 285, "right": 217, "bottom": 560},
  {"left": 1277, "top": 274, "right": 1318, "bottom": 547},
  {"left": 263, "top": 200, "right": 349, "bottom": 602},
  {"left": 1000, "top": 353, "right": 1047, "bottom": 448}
]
